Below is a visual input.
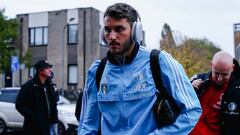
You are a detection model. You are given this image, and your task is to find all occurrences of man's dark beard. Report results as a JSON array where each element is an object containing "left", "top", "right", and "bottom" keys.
[
  {"left": 121, "top": 38, "right": 134, "bottom": 55},
  {"left": 213, "top": 82, "right": 224, "bottom": 89},
  {"left": 112, "top": 38, "right": 134, "bottom": 64}
]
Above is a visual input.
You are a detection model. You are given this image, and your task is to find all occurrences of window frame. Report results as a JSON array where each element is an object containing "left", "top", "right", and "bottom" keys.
[{"left": 29, "top": 27, "right": 48, "bottom": 46}]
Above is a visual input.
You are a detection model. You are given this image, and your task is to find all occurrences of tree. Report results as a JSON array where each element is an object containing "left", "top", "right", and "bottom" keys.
[
  {"left": 20, "top": 48, "right": 32, "bottom": 68},
  {"left": 160, "top": 23, "right": 176, "bottom": 48},
  {"left": 160, "top": 24, "right": 221, "bottom": 77},
  {"left": 0, "top": 9, "right": 19, "bottom": 73}
]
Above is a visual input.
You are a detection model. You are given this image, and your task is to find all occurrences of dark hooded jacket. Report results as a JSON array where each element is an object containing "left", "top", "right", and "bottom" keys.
[
  {"left": 190, "top": 59, "right": 240, "bottom": 135},
  {"left": 16, "top": 75, "right": 58, "bottom": 135}
]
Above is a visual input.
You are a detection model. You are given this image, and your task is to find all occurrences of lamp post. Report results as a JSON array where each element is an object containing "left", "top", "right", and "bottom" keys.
[{"left": 61, "top": 18, "right": 75, "bottom": 96}]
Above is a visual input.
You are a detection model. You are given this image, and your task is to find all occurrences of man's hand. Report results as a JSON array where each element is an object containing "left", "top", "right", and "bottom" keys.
[{"left": 192, "top": 79, "right": 204, "bottom": 89}]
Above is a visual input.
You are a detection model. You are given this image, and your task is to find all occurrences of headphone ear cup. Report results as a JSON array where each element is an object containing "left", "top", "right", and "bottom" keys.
[
  {"left": 99, "top": 26, "right": 107, "bottom": 46},
  {"left": 131, "top": 21, "right": 143, "bottom": 43}
]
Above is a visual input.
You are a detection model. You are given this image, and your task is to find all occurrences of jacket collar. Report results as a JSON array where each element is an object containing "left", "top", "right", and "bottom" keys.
[
  {"left": 33, "top": 74, "right": 50, "bottom": 87},
  {"left": 206, "top": 71, "right": 236, "bottom": 88},
  {"left": 233, "top": 58, "right": 240, "bottom": 79},
  {"left": 107, "top": 43, "right": 139, "bottom": 65}
]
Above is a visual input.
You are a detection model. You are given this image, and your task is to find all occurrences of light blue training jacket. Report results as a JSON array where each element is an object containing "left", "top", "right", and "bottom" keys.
[{"left": 78, "top": 45, "right": 202, "bottom": 135}]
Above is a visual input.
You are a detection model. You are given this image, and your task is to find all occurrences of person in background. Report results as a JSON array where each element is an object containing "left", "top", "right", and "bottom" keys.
[
  {"left": 75, "top": 90, "right": 83, "bottom": 121},
  {"left": 190, "top": 51, "right": 240, "bottom": 135},
  {"left": 78, "top": 3, "right": 201, "bottom": 135},
  {"left": 16, "top": 60, "right": 58, "bottom": 135}
]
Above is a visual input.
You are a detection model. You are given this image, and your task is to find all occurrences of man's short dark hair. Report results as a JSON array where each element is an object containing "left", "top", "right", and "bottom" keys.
[{"left": 104, "top": 3, "right": 139, "bottom": 25}]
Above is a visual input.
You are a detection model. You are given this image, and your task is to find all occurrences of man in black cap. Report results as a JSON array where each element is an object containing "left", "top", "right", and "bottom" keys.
[{"left": 16, "top": 59, "right": 59, "bottom": 135}]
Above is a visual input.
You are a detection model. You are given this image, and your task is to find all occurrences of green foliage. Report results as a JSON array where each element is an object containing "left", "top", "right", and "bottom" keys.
[
  {"left": 160, "top": 24, "right": 221, "bottom": 77},
  {"left": 20, "top": 48, "right": 32, "bottom": 68},
  {"left": 161, "top": 23, "right": 176, "bottom": 48},
  {"left": 0, "top": 9, "right": 19, "bottom": 73}
]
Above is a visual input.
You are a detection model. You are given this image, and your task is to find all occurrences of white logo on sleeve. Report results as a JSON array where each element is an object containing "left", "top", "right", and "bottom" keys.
[{"left": 228, "top": 102, "right": 237, "bottom": 112}]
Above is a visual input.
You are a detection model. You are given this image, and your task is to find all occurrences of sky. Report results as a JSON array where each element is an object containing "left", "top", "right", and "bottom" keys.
[{"left": 1, "top": 0, "right": 239, "bottom": 56}]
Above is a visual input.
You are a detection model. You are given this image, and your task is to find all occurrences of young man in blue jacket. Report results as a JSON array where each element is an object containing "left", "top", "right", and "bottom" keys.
[{"left": 78, "top": 3, "right": 201, "bottom": 135}]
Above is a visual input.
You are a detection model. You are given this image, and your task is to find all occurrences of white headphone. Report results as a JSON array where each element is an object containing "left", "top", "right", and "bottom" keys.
[{"left": 99, "top": 21, "right": 143, "bottom": 46}]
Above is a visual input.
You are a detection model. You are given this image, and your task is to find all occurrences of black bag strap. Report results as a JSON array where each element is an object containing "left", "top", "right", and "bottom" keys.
[
  {"left": 95, "top": 57, "right": 107, "bottom": 135},
  {"left": 96, "top": 57, "right": 108, "bottom": 90},
  {"left": 150, "top": 49, "right": 168, "bottom": 97}
]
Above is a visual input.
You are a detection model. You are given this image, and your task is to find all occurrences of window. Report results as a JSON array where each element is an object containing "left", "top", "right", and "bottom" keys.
[
  {"left": 29, "top": 66, "right": 36, "bottom": 79},
  {"left": 68, "top": 65, "right": 77, "bottom": 84},
  {"left": 43, "top": 28, "right": 48, "bottom": 45},
  {"left": 68, "top": 24, "right": 78, "bottom": 44},
  {"left": 29, "top": 27, "right": 48, "bottom": 46},
  {"left": 0, "top": 90, "right": 18, "bottom": 103},
  {"left": 30, "top": 29, "right": 35, "bottom": 45}
]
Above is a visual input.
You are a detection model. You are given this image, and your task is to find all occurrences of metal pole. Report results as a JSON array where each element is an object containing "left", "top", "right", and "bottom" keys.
[
  {"left": 61, "top": 18, "right": 75, "bottom": 96},
  {"left": 83, "top": 11, "right": 86, "bottom": 85},
  {"left": 61, "top": 25, "right": 67, "bottom": 96},
  {"left": 19, "top": 18, "right": 23, "bottom": 86}
]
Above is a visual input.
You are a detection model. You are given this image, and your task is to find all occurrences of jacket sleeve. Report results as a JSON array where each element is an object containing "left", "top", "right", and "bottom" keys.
[
  {"left": 189, "top": 74, "right": 199, "bottom": 83},
  {"left": 190, "top": 73, "right": 208, "bottom": 83},
  {"left": 148, "top": 51, "right": 202, "bottom": 135},
  {"left": 49, "top": 83, "right": 59, "bottom": 123},
  {"left": 15, "top": 83, "right": 37, "bottom": 121},
  {"left": 78, "top": 61, "right": 101, "bottom": 135}
]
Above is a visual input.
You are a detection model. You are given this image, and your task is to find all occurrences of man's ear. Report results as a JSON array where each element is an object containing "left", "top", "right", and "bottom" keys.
[{"left": 209, "top": 61, "right": 213, "bottom": 69}]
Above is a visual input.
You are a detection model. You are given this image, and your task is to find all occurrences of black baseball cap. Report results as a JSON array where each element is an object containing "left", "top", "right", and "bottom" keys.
[{"left": 34, "top": 59, "right": 52, "bottom": 72}]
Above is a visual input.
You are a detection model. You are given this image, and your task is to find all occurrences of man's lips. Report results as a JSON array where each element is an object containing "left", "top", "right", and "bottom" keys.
[
  {"left": 109, "top": 44, "right": 118, "bottom": 46},
  {"left": 109, "top": 45, "right": 118, "bottom": 49},
  {"left": 109, "top": 43, "right": 120, "bottom": 49},
  {"left": 109, "top": 42, "right": 120, "bottom": 46}
]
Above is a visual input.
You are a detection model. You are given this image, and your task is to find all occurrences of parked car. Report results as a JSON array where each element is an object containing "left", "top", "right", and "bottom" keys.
[
  {"left": 0, "top": 87, "right": 78, "bottom": 135},
  {"left": 0, "top": 87, "right": 23, "bottom": 134},
  {"left": 57, "top": 95, "right": 78, "bottom": 135}
]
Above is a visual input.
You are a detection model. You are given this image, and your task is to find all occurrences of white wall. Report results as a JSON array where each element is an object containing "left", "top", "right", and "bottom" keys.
[{"left": 29, "top": 12, "right": 48, "bottom": 27}]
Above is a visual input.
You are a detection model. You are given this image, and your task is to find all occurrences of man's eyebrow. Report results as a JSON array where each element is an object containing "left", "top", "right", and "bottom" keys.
[
  {"left": 104, "top": 24, "right": 125, "bottom": 28},
  {"left": 115, "top": 25, "right": 125, "bottom": 28}
]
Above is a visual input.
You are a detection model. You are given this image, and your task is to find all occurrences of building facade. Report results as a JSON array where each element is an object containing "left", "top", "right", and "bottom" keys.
[
  {"left": 12, "top": 7, "right": 108, "bottom": 92},
  {"left": 234, "top": 23, "right": 240, "bottom": 62}
]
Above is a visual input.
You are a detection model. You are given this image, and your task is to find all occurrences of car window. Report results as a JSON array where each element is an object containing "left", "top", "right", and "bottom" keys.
[{"left": 0, "top": 90, "right": 18, "bottom": 103}]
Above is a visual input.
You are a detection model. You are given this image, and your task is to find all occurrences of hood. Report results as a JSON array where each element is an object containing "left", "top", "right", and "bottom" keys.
[{"left": 233, "top": 58, "right": 240, "bottom": 79}]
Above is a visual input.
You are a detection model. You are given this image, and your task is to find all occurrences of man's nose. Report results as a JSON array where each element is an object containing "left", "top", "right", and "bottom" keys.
[
  {"left": 217, "top": 75, "right": 223, "bottom": 81},
  {"left": 109, "top": 31, "right": 117, "bottom": 40}
]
